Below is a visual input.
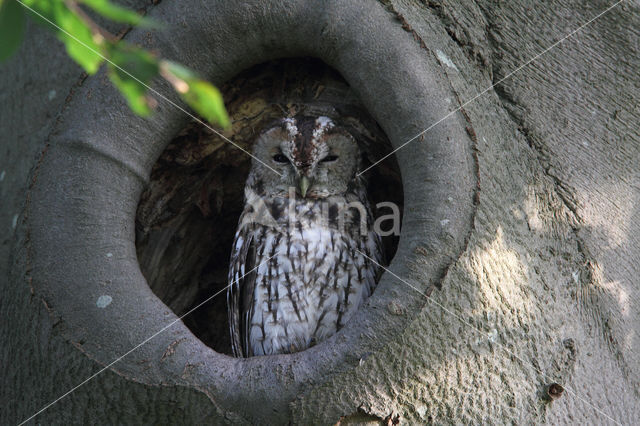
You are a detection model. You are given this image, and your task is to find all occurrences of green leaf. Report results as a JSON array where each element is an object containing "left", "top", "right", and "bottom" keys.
[
  {"left": 163, "top": 61, "right": 230, "bottom": 128},
  {"left": 163, "top": 60, "right": 197, "bottom": 81},
  {"left": 20, "top": 0, "right": 57, "bottom": 29},
  {"left": 0, "top": 0, "right": 27, "bottom": 61},
  {"left": 181, "top": 79, "right": 230, "bottom": 128},
  {"left": 51, "top": 1, "right": 104, "bottom": 74},
  {"left": 80, "top": 0, "right": 160, "bottom": 28},
  {"left": 107, "top": 43, "right": 159, "bottom": 116}
]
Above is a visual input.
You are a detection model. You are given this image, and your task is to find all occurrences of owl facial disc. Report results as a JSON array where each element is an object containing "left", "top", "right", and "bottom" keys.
[{"left": 248, "top": 115, "right": 361, "bottom": 200}]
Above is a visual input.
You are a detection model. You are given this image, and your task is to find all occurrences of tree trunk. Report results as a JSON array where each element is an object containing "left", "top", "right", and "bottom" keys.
[{"left": 1, "top": 0, "right": 638, "bottom": 424}]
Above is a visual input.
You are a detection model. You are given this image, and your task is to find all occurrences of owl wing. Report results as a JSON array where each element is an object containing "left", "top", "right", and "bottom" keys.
[
  {"left": 362, "top": 201, "right": 386, "bottom": 292},
  {"left": 227, "top": 224, "right": 257, "bottom": 358}
]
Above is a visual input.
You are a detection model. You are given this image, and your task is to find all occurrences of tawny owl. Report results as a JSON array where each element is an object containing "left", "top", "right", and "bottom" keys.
[{"left": 227, "top": 116, "right": 384, "bottom": 357}]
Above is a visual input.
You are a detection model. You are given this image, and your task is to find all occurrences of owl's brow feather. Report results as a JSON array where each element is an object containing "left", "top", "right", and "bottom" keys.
[{"left": 291, "top": 118, "right": 318, "bottom": 164}]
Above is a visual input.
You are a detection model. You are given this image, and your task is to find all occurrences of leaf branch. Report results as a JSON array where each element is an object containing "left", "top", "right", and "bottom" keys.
[{"left": 1, "top": 0, "right": 229, "bottom": 128}]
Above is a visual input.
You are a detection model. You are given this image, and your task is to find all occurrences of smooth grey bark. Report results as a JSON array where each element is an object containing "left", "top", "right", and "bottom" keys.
[{"left": 1, "top": 0, "right": 638, "bottom": 424}]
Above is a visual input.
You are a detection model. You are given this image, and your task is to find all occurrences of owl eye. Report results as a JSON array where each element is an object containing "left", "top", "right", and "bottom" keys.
[
  {"left": 272, "top": 153, "right": 289, "bottom": 163},
  {"left": 321, "top": 155, "right": 339, "bottom": 163}
]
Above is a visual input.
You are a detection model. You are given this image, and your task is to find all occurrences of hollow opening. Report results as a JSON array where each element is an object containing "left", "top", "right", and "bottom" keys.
[{"left": 135, "top": 58, "right": 403, "bottom": 354}]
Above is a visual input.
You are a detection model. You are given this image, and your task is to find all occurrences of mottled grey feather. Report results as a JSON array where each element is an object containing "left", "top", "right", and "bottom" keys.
[{"left": 228, "top": 116, "right": 384, "bottom": 357}]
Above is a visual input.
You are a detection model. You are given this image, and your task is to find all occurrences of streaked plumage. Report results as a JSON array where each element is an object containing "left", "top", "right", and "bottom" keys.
[{"left": 227, "top": 116, "right": 384, "bottom": 357}]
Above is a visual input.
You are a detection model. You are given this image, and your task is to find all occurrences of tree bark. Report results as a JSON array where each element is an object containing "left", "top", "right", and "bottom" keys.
[{"left": 1, "top": 0, "right": 638, "bottom": 424}]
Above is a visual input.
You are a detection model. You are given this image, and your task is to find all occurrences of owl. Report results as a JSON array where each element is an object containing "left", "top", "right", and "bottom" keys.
[{"left": 227, "top": 116, "right": 384, "bottom": 357}]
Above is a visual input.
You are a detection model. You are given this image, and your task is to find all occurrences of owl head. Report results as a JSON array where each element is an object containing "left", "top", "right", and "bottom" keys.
[{"left": 248, "top": 116, "right": 361, "bottom": 199}]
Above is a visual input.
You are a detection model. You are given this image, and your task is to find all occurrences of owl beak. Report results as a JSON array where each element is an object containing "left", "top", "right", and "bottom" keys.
[{"left": 298, "top": 176, "right": 312, "bottom": 198}]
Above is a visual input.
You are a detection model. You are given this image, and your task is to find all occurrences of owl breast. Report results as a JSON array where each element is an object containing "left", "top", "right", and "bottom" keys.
[{"left": 229, "top": 194, "right": 382, "bottom": 356}]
